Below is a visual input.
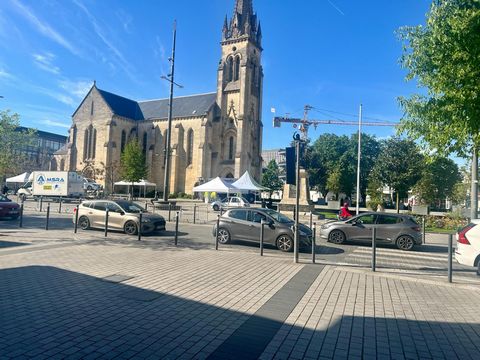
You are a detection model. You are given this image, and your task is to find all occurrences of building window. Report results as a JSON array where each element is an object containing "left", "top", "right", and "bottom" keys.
[
  {"left": 121, "top": 130, "right": 126, "bottom": 153},
  {"left": 60, "top": 159, "right": 65, "bottom": 171},
  {"left": 229, "top": 136, "right": 234, "bottom": 160},
  {"left": 83, "top": 129, "right": 89, "bottom": 160},
  {"left": 91, "top": 128, "right": 97, "bottom": 159},
  {"left": 227, "top": 57, "right": 233, "bottom": 82},
  {"left": 83, "top": 125, "right": 96, "bottom": 160},
  {"left": 90, "top": 101, "right": 94, "bottom": 116},
  {"left": 187, "top": 129, "right": 194, "bottom": 166},
  {"left": 142, "top": 131, "right": 148, "bottom": 156},
  {"left": 234, "top": 56, "right": 240, "bottom": 81}
]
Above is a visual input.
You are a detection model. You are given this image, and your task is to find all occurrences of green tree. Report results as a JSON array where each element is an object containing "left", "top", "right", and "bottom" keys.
[
  {"left": 0, "top": 110, "right": 36, "bottom": 182},
  {"left": 372, "top": 138, "right": 424, "bottom": 212},
  {"left": 120, "top": 139, "right": 148, "bottom": 196},
  {"left": 397, "top": 1, "right": 480, "bottom": 213},
  {"left": 262, "top": 160, "right": 283, "bottom": 199},
  {"left": 414, "top": 157, "right": 462, "bottom": 207}
]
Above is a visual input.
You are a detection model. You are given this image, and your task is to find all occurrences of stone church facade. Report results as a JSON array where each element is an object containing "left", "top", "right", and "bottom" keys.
[{"left": 58, "top": 0, "right": 263, "bottom": 194}]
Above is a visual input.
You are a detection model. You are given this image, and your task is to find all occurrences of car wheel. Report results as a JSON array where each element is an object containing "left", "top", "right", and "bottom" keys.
[
  {"left": 276, "top": 234, "right": 293, "bottom": 252},
  {"left": 477, "top": 260, "right": 480, "bottom": 276},
  {"left": 78, "top": 216, "right": 90, "bottom": 230},
  {"left": 396, "top": 235, "right": 415, "bottom": 251},
  {"left": 213, "top": 204, "right": 219, "bottom": 211},
  {"left": 87, "top": 185, "right": 93, "bottom": 191},
  {"left": 217, "top": 228, "right": 231, "bottom": 244},
  {"left": 329, "top": 230, "right": 346, "bottom": 244},
  {"left": 124, "top": 221, "right": 138, "bottom": 235}
]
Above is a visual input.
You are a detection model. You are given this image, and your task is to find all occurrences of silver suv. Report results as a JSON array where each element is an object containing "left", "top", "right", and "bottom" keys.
[
  {"left": 320, "top": 212, "right": 422, "bottom": 250},
  {"left": 74, "top": 200, "right": 166, "bottom": 235},
  {"left": 213, "top": 208, "right": 312, "bottom": 252}
]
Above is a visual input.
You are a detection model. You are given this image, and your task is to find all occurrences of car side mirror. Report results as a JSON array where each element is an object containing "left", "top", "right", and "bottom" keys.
[
  {"left": 351, "top": 221, "right": 357, "bottom": 226},
  {"left": 119, "top": 211, "right": 125, "bottom": 216}
]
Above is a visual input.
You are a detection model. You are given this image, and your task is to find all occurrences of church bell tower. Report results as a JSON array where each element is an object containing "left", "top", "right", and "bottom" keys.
[{"left": 216, "top": 0, "right": 263, "bottom": 180}]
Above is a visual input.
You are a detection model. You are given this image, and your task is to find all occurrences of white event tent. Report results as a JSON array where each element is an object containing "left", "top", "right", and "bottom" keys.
[
  {"left": 192, "top": 177, "right": 236, "bottom": 194},
  {"left": 6, "top": 172, "right": 30, "bottom": 184},
  {"left": 231, "top": 171, "right": 268, "bottom": 192}
]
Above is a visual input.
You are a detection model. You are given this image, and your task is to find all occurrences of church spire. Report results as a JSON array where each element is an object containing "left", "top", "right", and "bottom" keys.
[{"left": 223, "top": 0, "right": 260, "bottom": 43}]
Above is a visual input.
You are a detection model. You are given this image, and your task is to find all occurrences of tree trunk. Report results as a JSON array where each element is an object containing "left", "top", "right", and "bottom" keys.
[{"left": 396, "top": 192, "right": 400, "bottom": 214}]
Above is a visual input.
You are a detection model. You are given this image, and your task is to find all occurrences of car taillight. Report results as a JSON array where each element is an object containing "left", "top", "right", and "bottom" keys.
[{"left": 457, "top": 224, "right": 475, "bottom": 245}]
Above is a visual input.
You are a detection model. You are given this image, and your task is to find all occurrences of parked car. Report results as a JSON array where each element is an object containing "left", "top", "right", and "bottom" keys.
[
  {"left": 0, "top": 194, "right": 20, "bottom": 220},
  {"left": 74, "top": 200, "right": 165, "bottom": 235},
  {"left": 211, "top": 196, "right": 250, "bottom": 211},
  {"left": 455, "top": 220, "right": 480, "bottom": 275},
  {"left": 212, "top": 208, "right": 312, "bottom": 252},
  {"left": 320, "top": 212, "right": 422, "bottom": 250},
  {"left": 83, "top": 178, "right": 101, "bottom": 192}
]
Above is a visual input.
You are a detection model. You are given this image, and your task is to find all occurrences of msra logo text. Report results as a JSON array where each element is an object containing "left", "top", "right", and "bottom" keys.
[{"left": 47, "top": 177, "right": 65, "bottom": 183}]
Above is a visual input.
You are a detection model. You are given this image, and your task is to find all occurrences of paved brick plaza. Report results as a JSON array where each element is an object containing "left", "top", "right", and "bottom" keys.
[{"left": 1, "top": 221, "right": 480, "bottom": 360}]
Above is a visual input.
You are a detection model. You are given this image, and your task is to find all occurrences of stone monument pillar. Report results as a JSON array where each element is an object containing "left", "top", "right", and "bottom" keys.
[{"left": 278, "top": 169, "right": 314, "bottom": 212}]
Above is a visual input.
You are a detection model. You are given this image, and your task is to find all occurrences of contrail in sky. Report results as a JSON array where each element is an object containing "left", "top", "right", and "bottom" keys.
[{"left": 327, "top": 0, "right": 345, "bottom": 15}]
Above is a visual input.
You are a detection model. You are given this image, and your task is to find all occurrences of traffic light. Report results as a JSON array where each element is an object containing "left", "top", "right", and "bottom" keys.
[{"left": 285, "top": 146, "right": 296, "bottom": 185}]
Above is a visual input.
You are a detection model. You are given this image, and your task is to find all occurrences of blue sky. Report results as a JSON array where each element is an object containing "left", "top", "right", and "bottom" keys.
[{"left": 0, "top": 0, "right": 431, "bottom": 149}]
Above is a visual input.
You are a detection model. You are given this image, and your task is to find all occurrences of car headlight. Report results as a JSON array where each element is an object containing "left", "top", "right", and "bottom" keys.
[{"left": 142, "top": 218, "right": 151, "bottom": 223}]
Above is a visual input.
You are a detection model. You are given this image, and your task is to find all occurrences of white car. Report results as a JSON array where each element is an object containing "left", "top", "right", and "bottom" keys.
[
  {"left": 211, "top": 196, "right": 250, "bottom": 211},
  {"left": 455, "top": 219, "right": 480, "bottom": 275},
  {"left": 83, "top": 178, "right": 101, "bottom": 192}
]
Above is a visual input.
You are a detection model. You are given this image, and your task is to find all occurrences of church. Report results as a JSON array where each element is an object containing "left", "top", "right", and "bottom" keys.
[{"left": 56, "top": 0, "right": 264, "bottom": 195}]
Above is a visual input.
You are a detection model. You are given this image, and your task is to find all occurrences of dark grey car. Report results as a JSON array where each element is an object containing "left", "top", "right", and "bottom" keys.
[
  {"left": 213, "top": 208, "right": 312, "bottom": 252},
  {"left": 320, "top": 212, "right": 422, "bottom": 250}
]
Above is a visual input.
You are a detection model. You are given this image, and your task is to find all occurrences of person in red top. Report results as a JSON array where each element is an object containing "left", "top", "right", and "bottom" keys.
[{"left": 339, "top": 203, "right": 353, "bottom": 220}]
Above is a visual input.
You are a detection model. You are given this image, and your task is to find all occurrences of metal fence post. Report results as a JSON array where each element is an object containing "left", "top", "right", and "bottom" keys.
[
  {"left": 422, "top": 216, "right": 426, "bottom": 244},
  {"left": 138, "top": 211, "right": 142, "bottom": 241},
  {"left": 145, "top": 201, "right": 148, "bottom": 211},
  {"left": 260, "top": 220, "right": 265, "bottom": 256},
  {"left": 74, "top": 205, "right": 79, "bottom": 233},
  {"left": 448, "top": 234, "right": 453, "bottom": 283},
  {"left": 58, "top": 197, "right": 63, "bottom": 213},
  {"left": 215, "top": 215, "right": 220, "bottom": 250},
  {"left": 19, "top": 203, "right": 24, "bottom": 228},
  {"left": 104, "top": 209, "right": 109, "bottom": 237},
  {"left": 39, "top": 196, "right": 43, "bottom": 212},
  {"left": 312, "top": 222, "right": 316, "bottom": 264},
  {"left": 175, "top": 211, "right": 179, "bottom": 246},
  {"left": 309, "top": 211, "right": 313, "bottom": 230},
  {"left": 372, "top": 227, "right": 377, "bottom": 272},
  {"left": 168, "top": 203, "right": 172, "bottom": 222},
  {"left": 45, "top": 203, "right": 50, "bottom": 230},
  {"left": 193, "top": 204, "right": 197, "bottom": 225}
]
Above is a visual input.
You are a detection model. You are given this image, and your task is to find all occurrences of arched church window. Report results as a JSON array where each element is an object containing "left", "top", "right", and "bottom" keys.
[
  {"left": 229, "top": 136, "right": 234, "bottom": 160},
  {"left": 186, "top": 129, "right": 194, "bottom": 166},
  {"left": 83, "top": 128, "right": 89, "bottom": 161},
  {"left": 91, "top": 128, "right": 97, "bottom": 159},
  {"left": 234, "top": 56, "right": 240, "bottom": 81},
  {"left": 227, "top": 57, "right": 233, "bottom": 82},
  {"left": 60, "top": 159, "right": 65, "bottom": 171},
  {"left": 142, "top": 131, "right": 148, "bottom": 156},
  {"left": 121, "top": 130, "right": 126, "bottom": 153},
  {"left": 251, "top": 62, "right": 257, "bottom": 91},
  {"left": 90, "top": 101, "right": 94, "bottom": 116}
]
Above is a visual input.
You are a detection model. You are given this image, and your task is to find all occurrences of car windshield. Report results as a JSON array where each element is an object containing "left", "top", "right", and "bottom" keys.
[
  {"left": 0, "top": 194, "right": 10, "bottom": 202},
  {"left": 115, "top": 200, "right": 144, "bottom": 213},
  {"left": 261, "top": 209, "right": 292, "bottom": 223}
]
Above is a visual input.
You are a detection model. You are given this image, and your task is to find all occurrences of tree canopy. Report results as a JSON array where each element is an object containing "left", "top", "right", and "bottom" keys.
[
  {"left": 0, "top": 110, "right": 37, "bottom": 181},
  {"left": 397, "top": 0, "right": 480, "bottom": 157},
  {"left": 262, "top": 160, "right": 283, "bottom": 198},
  {"left": 120, "top": 139, "right": 148, "bottom": 185}
]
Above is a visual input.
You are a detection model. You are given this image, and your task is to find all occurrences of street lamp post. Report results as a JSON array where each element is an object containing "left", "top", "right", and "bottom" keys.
[{"left": 161, "top": 21, "right": 183, "bottom": 202}]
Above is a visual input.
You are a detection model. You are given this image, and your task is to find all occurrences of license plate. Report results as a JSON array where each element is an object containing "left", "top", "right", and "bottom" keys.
[{"left": 9, "top": 210, "right": 18, "bottom": 214}]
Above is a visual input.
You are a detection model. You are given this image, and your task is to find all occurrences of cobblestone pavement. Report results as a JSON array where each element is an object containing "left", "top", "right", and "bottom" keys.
[{"left": 1, "top": 221, "right": 480, "bottom": 359}]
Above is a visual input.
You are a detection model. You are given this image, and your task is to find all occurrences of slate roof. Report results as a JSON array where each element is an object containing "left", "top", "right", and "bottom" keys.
[{"left": 96, "top": 87, "right": 217, "bottom": 121}]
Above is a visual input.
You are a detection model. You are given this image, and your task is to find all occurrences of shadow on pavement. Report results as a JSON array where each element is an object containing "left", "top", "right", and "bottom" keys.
[
  {"left": 1, "top": 265, "right": 479, "bottom": 359},
  {"left": 0, "top": 240, "right": 29, "bottom": 248}
]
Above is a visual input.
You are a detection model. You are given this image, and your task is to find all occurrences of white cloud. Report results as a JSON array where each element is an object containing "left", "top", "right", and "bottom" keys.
[
  {"left": 33, "top": 52, "right": 61, "bottom": 75},
  {"left": 0, "top": 67, "right": 13, "bottom": 79},
  {"left": 116, "top": 9, "right": 133, "bottom": 34},
  {"left": 11, "top": 0, "right": 80, "bottom": 56},
  {"left": 40, "top": 119, "right": 71, "bottom": 129},
  {"left": 58, "top": 79, "right": 92, "bottom": 100}
]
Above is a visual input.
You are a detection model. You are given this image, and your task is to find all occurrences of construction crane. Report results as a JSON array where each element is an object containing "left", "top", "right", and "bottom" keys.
[{"left": 273, "top": 105, "right": 398, "bottom": 140}]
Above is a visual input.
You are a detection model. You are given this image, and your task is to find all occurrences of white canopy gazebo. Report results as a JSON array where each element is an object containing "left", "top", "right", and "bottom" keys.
[
  {"left": 6, "top": 172, "right": 30, "bottom": 184},
  {"left": 192, "top": 177, "right": 237, "bottom": 194},
  {"left": 113, "top": 179, "right": 157, "bottom": 198},
  {"left": 231, "top": 171, "right": 268, "bottom": 192}
]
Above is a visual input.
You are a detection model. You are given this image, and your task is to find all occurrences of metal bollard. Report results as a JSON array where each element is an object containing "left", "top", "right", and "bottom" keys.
[
  {"left": 174, "top": 211, "right": 179, "bottom": 246},
  {"left": 45, "top": 203, "right": 50, "bottom": 230},
  {"left": 74, "top": 205, "right": 79, "bottom": 233},
  {"left": 19, "top": 203, "right": 24, "bottom": 228},
  {"left": 145, "top": 201, "right": 148, "bottom": 211},
  {"left": 58, "top": 197, "right": 63, "bottom": 213},
  {"left": 260, "top": 220, "right": 265, "bottom": 256},
  {"left": 312, "top": 222, "right": 316, "bottom": 264},
  {"left": 168, "top": 203, "right": 172, "bottom": 222},
  {"left": 422, "top": 216, "right": 426, "bottom": 244},
  {"left": 206, "top": 205, "right": 209, "bottom": 222},
  {"left": 220, "top": 207, "right": 223, "bottom": 216},
  {"left": 372, "top": 227, "right": 377, "bottom": 272},
  {"left": 448, "top": 234, "right": 453, "bottom": 283},
  {"left": 193, "top": 204, "right": 197, "bottom": 225},
  {"left": 309, "top": 211, "right": 313, "bottom": 230},
  {"left": 104, "top": 209, "right": 109, "bottom": 237},
  {"left": 39, "top": 196, "right": 43, "bottom": 212},
  {"left": 215, "top": 215, "right": 220, "bottom": 250},
  {"left": 138, "top": 211, "right": 142, "bottom": 241}
]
